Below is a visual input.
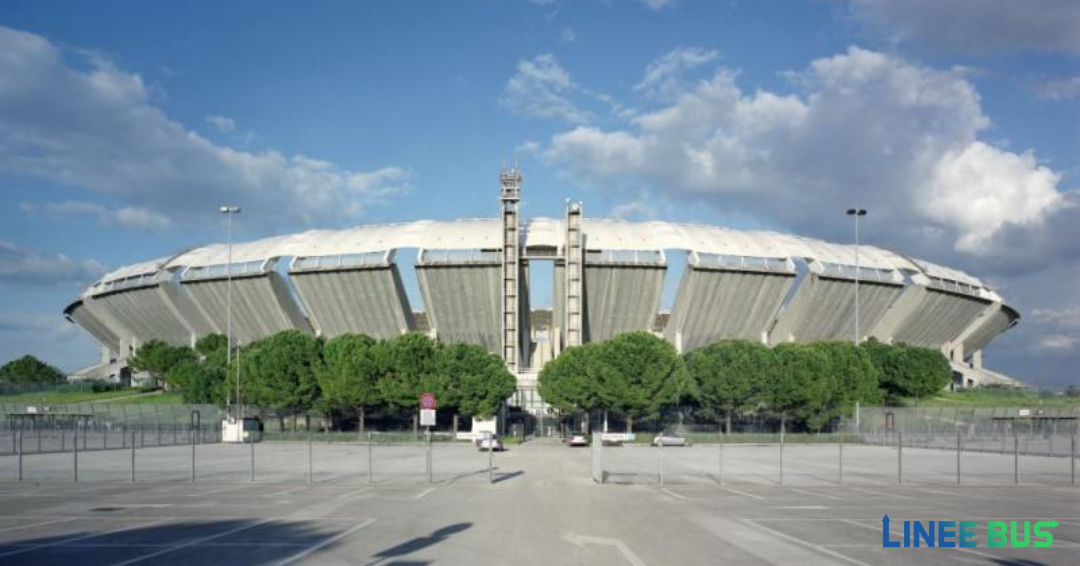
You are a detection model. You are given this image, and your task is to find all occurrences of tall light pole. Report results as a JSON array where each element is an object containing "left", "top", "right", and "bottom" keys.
[
  {"left": 846, "top": 209, "right": 867, "bottom": 344},
  {"left": 220, "top": 206, "right": 241, "bottom": 418}
]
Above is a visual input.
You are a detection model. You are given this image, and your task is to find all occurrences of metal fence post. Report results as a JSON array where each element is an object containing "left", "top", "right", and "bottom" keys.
[
  {"left": 367, "top": 431, "right": 373, "bottom": 484},
  {"left": 61, "top": 425, "right": 66, "bottom": 452},
  {"left": 718, "top": 431, "right": 724, "bottom": 486},
  {"left": 16, "top": 425, "right": 22, "bottom": 482},
  {"left": 838, "top": 431, "right": 844, "bottom": 486},
  {"left": 659, "top": 435, "right": 665, "bottom": 486},
  {"left": 249, "top": 435, "right": 255, "bottom": 482},
  {"left": 73, "top": 426, "right": 79, "bottom": 483},
  {"left": 1014, "top": 427, "right": 1019, "bottom": 485},
  {"left": 898, "top": 430, "right": 903, "bottom": 486},
  {"left": 779, "top": 432, "right": 785, "bottom": 486},
  {"left": 190, "top": 427, "right": 195, "bottom": 482},
  {"left": 131, "top": 428, "right": 136, "bottom": 482},
  {"left": 488, "top": 433, "right": 494, "bottom": 485},
  {"left": 307, "top": 426, "right": 313, "bottom": 486},
  {"left": 1071, "top": 426, "right": 1076, "bottom": 488},
  {"left": 956, "top": 427, "right": 961, "bottom": 486},
  {"left": 425, "top": 429, "right": 432, "bottom": 485},
  {"left": 37, "top": 424, "right": 41, "bottom": 453}
]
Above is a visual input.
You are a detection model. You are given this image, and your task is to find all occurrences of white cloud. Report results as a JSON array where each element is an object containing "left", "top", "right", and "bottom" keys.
[
  {"left": 1033, "top": 76, "right": 1080, "bottom": 101},
  {"left": 638, "top": 0, "right": 675, "bottom": 10},
  {"left": 560, "top": 27, "right": 577, "bottom": 44},
  {"left": 0, "top": 242, "right": 106, "bottom": 286},
  {"left": 501, "top": 54, "right": 592, "bottom": 124},
  {"left": 205, "top": 114, "right": 236, "bottom": 133},
  {"left": 846, "top": 0, "right": 1080, "bottom": 55},
  {"left": 0, "top": 25, "right": 411, "bottom": 231},
  {"left": 23, "top": 200, "right": 173, "bottom": 231},
  {"left": 610, "top": 200, "right": 657, "bottom": 220},
  {"left": 541, "top": 46, "right": 1064, "bottom": 256},
  {"left": 634, "top": 47, "right": 719, "bottom": 99}
]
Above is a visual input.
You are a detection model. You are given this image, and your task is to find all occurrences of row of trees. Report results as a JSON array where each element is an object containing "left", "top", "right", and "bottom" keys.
[
  {"left": 131, "top": 331, "right": 517, "bottom": 431},
  {"left": 539, "top": 332, "right": 952, "bottom": 432},
  {"left": 0, "top": 355, "right": 66, "bottom": 385}
]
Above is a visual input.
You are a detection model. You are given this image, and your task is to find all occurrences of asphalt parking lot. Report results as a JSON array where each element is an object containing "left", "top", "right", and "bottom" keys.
[{"left": 0, "top": 440, "right": 1077, "bottom": 565}]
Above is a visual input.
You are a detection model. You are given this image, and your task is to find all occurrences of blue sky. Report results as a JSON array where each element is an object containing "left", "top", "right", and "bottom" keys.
[{"left": 0, "top": 0, "right": 1077, "bottom": 388}]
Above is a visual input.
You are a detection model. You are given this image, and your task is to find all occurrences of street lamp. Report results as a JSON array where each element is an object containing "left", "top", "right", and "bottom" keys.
[
  {"left": 846, "top": 209, "right": 867, "bottom": 344},
  {"left": 219, "top": 206, "right": 241, "bottom": 418}
]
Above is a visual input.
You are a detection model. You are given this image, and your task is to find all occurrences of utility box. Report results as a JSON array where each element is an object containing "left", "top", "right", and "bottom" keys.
[{"left": 222, "top": 417, "right": 262, "bottom": 443}]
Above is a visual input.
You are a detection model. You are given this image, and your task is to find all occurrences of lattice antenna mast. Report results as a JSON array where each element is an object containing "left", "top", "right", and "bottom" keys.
[{"left": 500, "top": 164, "right": 522, "bottom": 372}]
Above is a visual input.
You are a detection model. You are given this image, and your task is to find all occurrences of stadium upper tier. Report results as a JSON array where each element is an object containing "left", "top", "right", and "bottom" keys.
[{"left": 63, "top": 217, "right": 1019, "bottom": 384}]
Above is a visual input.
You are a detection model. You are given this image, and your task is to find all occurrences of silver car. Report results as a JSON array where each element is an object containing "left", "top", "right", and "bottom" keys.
[{"left": 651, "top": 432, "right": 692, "bottom": 447}]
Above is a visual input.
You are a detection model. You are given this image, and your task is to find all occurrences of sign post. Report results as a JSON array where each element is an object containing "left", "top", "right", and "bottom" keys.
[{"left": 419, "top": 394, "right": 437, "bottom": 485}]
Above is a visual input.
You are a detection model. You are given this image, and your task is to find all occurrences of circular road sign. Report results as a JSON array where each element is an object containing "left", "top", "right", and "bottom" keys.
[{"left": 419, "top": 392, "right": 437, "bottom": 410}]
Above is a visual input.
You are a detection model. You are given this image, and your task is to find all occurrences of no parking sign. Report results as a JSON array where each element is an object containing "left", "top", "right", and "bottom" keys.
[{"left": 419, "top": 392, "right": 437, "bottom": 410}]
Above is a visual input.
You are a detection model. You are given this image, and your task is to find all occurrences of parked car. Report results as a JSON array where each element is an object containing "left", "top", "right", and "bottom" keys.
[
  {"left": 567, "top": 434, "right": 588, "bottom": 447},
  {"left": 651, "top": 432, "right": 692, "bottom": 447},
  {"left": 476, "top": 435, "right": 505, "bottom": 452}
]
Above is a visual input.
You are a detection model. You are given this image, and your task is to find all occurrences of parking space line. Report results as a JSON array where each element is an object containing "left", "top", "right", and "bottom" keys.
[
  {"left": 915, "top": 488, "right": 959, "bottom": 497},
  {"left": 660, "top": 488, "right": 688, "bottom": 500},
  {"left": 104, "top": 518, "right": 275, "bottom": 566},
  {"left": 741, "top": 519, "right": 874, "bottom": 566},
  {"left": 266, "top": 486, "right": 309, "bottom": 497},
  {"left": 273, "top": 518, "right": 375, "bottom": 566},
  {"left": 340, "top": 487, "right": 372, "bottom": 498},
  {"left": 723, "top": 488, "right": 764, "bottom": 500},
  {"left": 0, "top": 517, "right": 76, "bottom": 534},
  {"left": 850, "top": 487, "right": 912, "bottom": 500},
  {"left": 840, "top": 519, "right": 880, "bottom": 533},
  {"left": 414, "top": 487, "right": 435, "bottom": 500},
  {"left": 184, "top": 484, "right": 252, "bottom": 497},
  {"left": 0, "top": 518, "right": 170, "bottom": 559},
  {"left": 790, "top": 488, "right": 841, "bottom": 500}
]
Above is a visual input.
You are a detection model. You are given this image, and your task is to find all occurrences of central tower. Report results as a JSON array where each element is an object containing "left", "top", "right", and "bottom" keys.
[{"left": 500, "top": 166, "right": 522, "bottom": 372}]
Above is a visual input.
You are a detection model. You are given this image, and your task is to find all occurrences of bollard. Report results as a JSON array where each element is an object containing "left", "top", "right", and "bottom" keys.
[
  {"left": 898, "top": 431, "right": 903, "bottom": 486},
  {"left": 1014, "top": 429, "right": 1019, "bottom": 485},
  {"left": 131, "top": 429, "right": 136, "bottom": 482},
  {"left": 367, "top": 432, "right": 373, "bottom": 484}
]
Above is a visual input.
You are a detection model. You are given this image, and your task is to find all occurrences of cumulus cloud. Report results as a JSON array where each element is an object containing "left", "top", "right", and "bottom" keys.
[
  {"left": 0, "top": 242, "right": 106, "bottom": 286},
  {"left": 541, "top": 47, "right": 1065, "bottom": 257},
  {"left": 501, "top": 54, "right": 592, "bottom": 124},
  {"left": 0, "top": 26, "right": 411, "bottom": 231},
  {"left": 845, "top": 0, "right": 1080, "bottom": 56},
  {"left": 205, "top": 114, "right": 236, "bottom": 133},
  {"left": 22, "top": 200, "right": 173, "bottom": 231},
  {"left": 1033, "top": 76, "right": 1080, "bottom": 101},
  {"left": 634, "top": 47, "right": 719, "bottom": 100}
]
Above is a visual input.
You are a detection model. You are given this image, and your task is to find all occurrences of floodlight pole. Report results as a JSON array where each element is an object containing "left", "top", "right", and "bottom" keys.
[
  {"left": 220, "top": 206, "right": 241, "bottom": 418},
  {"left": 846, "top": 209, "right": 867, "bottom": 344}
]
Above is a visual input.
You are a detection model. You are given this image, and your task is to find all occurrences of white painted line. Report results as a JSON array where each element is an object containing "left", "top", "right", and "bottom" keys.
[
  {"left": 0, "top": 518, "right": 171, "bottom": 558},
  {"left": 562, "top": 532, "right": 646, "bottom": 566},
  {"left": 723, "top": 488, "right": 764, "bottom": 500},
  {"left": 413, "top": 487, "right": 435, "bottom": 500},
  {"left": 340, "top": 487, "right": 372, "bottom": 499},
  {"left": 660, "top": 488, "right": 688, "bottom": 500},
  {"left": 104, "top": 518, "right": 274, "bottom": 566},
  {"left": 266, "top": 486, "right": 309, "bottom": 497},
  {"left": 916, "top": 488, "right": 959, "bottom": 497},
  {"left": 742, "top": 519, "right": 875, "bottom": 566},
  {"left": 841, "top": 519, "right": 881, "bottom": 533},
  {"left": 953, "top": 546, "right": 1005, "bottom": 561},
  {"left": 850, "top": 487, "right": 912, "bottom": 500},
  {"left": 0, "top": 517, "right": 76, "bottom": 534},
  {"left": 184, "top": 485, "right": 251, "bottom": 497},
  {"left": 774, "top": 505, "right": 830, "bottom": 510},
  {"left": 273, "top": 518, "right": 375, "bottom": 566},
  {"left": 790, "top": 488, "right": 840, "bottom": 500}
]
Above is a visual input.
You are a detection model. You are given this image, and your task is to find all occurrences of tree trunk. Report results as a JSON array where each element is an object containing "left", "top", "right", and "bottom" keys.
[
  {"left": 412, "top": 414, "right": 418, "bottom": 437},
  {"left": 452, "top": 413, "right": 459, "bottom": 436},
  {"left": 780, "top": 413, "right": 786, "bottom": 444},
  {"left": 358, "top": 406, "right": 366, "bottom": 436},
  {"left": 726, "top": 409, "right": 732, "bottom": 436},
  {"left": 582, "top": 412, "right": 589, "bottom": 434},
  {"left": 626, "top": 415, "right": 633, "bottom": 434}
]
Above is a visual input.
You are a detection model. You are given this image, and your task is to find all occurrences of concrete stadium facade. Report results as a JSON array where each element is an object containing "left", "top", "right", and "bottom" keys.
[{"left": 64, "top": 172, "right": 1021, "bottom": 409}]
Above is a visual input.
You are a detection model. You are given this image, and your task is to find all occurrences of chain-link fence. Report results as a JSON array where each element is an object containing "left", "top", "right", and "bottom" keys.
[{"left": 589, "top": 407, "right": 1079, "bottom": 487}]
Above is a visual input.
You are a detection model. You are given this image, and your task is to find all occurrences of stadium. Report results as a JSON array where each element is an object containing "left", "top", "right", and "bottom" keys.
[{"left": 63, "top": 169, "right": 1021, "bottom": 412}]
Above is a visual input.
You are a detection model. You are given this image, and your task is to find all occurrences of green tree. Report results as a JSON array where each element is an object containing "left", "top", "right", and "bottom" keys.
[
  {"left": 812, "top": 341, "right": 882, "bottom": 426},
  {"left": 0, "top": 355, "right": 66, "bottom": 385},
  {"left": 438, "top": 342, "right": 516, "bottom": 424},
  {"left": 768, "top": 343, "right": 834, "bottom": 432},
  {"left": 318, "top": 333, "right": 385, "bottom": 434},
  {"left": 129, "top": 340, "right": 196, "bottom": 389},
  {"left": 377, "top": 333, "right": 444, "bottom": 430},
  {"left": 538, "top": 343, "right": 605, "bottom": 431},
  {"left": 234, "top": 330, "right": 323, "bottom": 428},
  {"left": 195, "top": 333, "right": 228, "bottom": 357},
  {"left": 863, "top": 338, "right": 951, "bottom": 404},
  {"left": 686, "top": 340, "right": 772, "bottom": 434},
  {"left": 595, "top": 332, "right": 692, "bottom": 430}
]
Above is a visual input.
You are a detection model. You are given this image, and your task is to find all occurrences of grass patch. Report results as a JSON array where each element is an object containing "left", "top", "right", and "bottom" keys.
[
  {"left": 0, "top": 388, "right": 143, "bottom": 405},
  {"left": 916, "top": 389, "right": 1078, "bottom": 408}
]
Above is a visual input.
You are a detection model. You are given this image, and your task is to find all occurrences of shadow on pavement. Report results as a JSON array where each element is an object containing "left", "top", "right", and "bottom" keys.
[{"left": 365, "top": 522, "right": 472, "bottom": 566}]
